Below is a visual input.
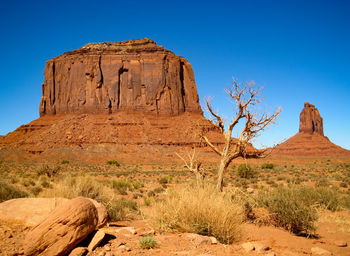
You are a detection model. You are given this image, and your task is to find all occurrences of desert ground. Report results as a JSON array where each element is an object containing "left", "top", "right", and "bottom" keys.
[{"left": 0, "top": 156, "right": 349, "bottom": 256}]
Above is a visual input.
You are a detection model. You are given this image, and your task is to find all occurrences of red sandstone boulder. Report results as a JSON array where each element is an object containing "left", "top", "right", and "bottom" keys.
[
  {"left": 23, "top": 197, "right": 99, "bottom": 256},
  {"left": 39, "top": 38, "right": 202, "bottom": 116}
]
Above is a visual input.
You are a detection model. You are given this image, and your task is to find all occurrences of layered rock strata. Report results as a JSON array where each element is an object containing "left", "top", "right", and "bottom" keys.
[{"left": 39, "top": 38, "right": 202, "bottom": 116}]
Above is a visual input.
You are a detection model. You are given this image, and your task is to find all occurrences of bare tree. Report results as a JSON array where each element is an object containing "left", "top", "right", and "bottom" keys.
[
  {"left": 176, "top": 148, "right": 206, "bottom": 187},
  {"left": 201, "top": 79, "right": 281, "bottom": 192}
]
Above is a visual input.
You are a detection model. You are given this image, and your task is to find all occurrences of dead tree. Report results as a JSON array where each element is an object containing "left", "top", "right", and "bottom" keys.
[
  {"left": 201, "top": 79, "right": 281, "bottom": 192},
  {"left": 176, "top": 149, "right": 205, "bottom": 187}
]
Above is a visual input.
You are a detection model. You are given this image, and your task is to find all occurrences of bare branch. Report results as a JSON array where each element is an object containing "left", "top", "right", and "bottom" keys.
[
  {"left": 200, "top": 135, "right": 222, "bottom": 156},
  {"left": 205, "top": 97, "right": 225, "bottom": 133}
]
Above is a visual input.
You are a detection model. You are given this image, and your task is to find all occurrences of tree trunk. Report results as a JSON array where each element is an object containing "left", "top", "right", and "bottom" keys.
[{"left": 216, "top": 158, "right": 227, "bottom": 192}]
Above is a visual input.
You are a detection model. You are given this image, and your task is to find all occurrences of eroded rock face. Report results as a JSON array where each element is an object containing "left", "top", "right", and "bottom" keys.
[
  {"left": 299, "top": 102, "right": 323, "bottom": 136},
  {"left": 39, "top": 38, "right": 202, "bottom": 116}
]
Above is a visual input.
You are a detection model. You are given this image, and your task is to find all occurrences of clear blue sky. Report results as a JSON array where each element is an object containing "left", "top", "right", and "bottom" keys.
[{"left": 1, "top": 0, "right": 349, "bottom": 149}]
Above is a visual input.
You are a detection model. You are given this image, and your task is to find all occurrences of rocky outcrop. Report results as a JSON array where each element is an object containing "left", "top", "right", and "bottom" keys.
[
  {"left": 23, "top": 197, "right": 100, "bottom": 256},
  {"left": 299, "top": 102, "right": 323, "bottom": 136},
  {"left": 273, "top": 102, "right": 350, "bottom": 157},
  {"left": 39, "top": 38, "right": 202, "bottom": 116}
]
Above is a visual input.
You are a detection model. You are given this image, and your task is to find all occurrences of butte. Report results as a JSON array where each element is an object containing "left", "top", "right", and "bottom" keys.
[
  {"left": 273, "top": 102, "right": 350, "bottom": 158},
  {"left": 0, "top": 39, "right": 224, "bottom": 163}
]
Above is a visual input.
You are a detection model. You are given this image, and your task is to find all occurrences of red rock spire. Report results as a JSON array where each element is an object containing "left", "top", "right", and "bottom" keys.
[{"left": 299, "top": 102, "right": 324, "bottom": 136}]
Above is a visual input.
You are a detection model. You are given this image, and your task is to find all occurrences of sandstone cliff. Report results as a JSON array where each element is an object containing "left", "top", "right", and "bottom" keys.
[
  {"left": 39, "top": 38, "right": 202, "bottom": 116},
  {"left": 299, "top": 102, "right": 323, "bottom": 135}
]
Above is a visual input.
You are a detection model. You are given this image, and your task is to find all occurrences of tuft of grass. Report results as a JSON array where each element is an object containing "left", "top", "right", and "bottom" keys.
[
  {"left": 153, "top": 184, "right": 243, "bottom": 244},
  {"left": 257, "top": 186, "right": 318, "bottom": 234},
  {"left": 39, "top": 175, "right": 109, "bottom": 202},
  {"left": 0, "top": 181, "right": 28, "bottom": 202},
  {"left": 237, "top": 164, "right": 256, "bottom": 179},
  {"left": 60, "top": 160, "right": 69, "bottom": 164},
  {"left": 140, "top": 236, "right": 157, "bottom": 249},
  {"left": 106, "top": 160, "right": 120, "bottom": 167},
  {"left": 261, "top": 163, "right": 275, "bottom": 169}
]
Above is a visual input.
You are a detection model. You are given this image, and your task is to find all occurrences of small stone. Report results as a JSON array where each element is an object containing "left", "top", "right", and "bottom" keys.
[
  {"left": 334, "top": 240, "right": 347, "bottom": 247},
  {"left": 247, "top": 188, "right": 254, "bottom": 194},
  {"left": 311, "top": 247, "right": 332, "bottom": 255},
  {"left": 104, "top": 245, "right": 111, "bottom": 251},
  {"left": 118, "top": 244, "right": 131, "bottom": 252},
  {"left": 141, "top": 229, "right": 156, "bottom": 236},
  {"left": 115, "top": 227, "right": 137, "bottom": 236},
  {"left": 185, "top": 233, "right": 211, "bottom": 245},
  {"left": 254, "top": 242, "right": 270, "bottom": 253},
  {"left": 241, "top": 242, "right": 255, "bottom": 252},
  {"left": 69, "top": 247, "right": 88, "bottom": 256},
  {"left": 265, "top": 253, "right": 276, "bottom": 256},
  {"left": 98, "top": 252, "right": 106, "bottom": 256},
  {"left": 88, "top": 230, "right": 105, "bottom": 252},
  {"left": 209, "top": 236, "right": 218, "bottom": 244}
]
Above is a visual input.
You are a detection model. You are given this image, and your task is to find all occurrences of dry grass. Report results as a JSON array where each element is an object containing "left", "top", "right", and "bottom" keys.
[
  {"left": 151, "top": 184, "right": 243, "bottom": 244},
  {"left": 38, "top": 175, "right": 112, "bottom": 202}
]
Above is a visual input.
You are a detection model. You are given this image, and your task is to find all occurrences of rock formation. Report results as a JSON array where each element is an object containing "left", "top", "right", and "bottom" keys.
[
  {"left": 0, "top": 39, "right": 226, "bottom": 163},
  {"left": 39, "top": 38, "right": 202, "bottom": 116},
  {"left": 23, "top": 197, "right": 101, "bottom": 256},
  {"left": 299, "top": 102, "right": 323, "bottom": 136},
  {"left": 273, "top": 102, "right": 350, "bottom": 157}
]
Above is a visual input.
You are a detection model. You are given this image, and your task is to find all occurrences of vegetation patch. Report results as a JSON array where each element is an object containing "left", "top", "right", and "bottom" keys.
[
  {"left": 140, "top": 235, "right": 157, "bottom": 249},
  {"left": 153, "top": 184, "right": 243, "bottom": 244},
  {"left": 0, "top": 181, "right": 28, "bottom": 202},
  {"left": 257, "top": 186, "right": 318, "bottom": 234}
]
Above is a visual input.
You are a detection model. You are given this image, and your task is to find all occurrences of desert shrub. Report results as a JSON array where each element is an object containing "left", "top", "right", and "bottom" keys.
[
  {"left": 261, "top": 163, "right": 275, "bottom": 169},
  {"left": 298, "top": 186, "right": 341, "bottom": 211},
  {"left": 153, "top": 184, "right": 243, "bottom": 244},
  {"left": 339, "top": 182, "right": 347, "bottom": 188},
  {"left": 159, "top": 175, "right": 173, "bottom": 185},
  {"left": 106, "top": 160, "right": 120, "bottom": 167},
  {"left": 40, "top": 179, "right": 51, "bottom": 188},
  {"left": 140, "top": 236, "right": 157, "bottom": 249},
  {"left": 30, "top": 186, "right": 43, "bottom": 196},
  {"left": 111, "top": 178, "right": 131, "bottom": 195},
  {"left": 36, "top": 165, "right": 60, "bottom": 178},
  {"left": 105, "top": 198, "right": 138, "bottom": 221},
  {"left": 316, "top": 177, "right": 331, "bottom": 187},
  {"left": 60, "top": 160, "right": 69, "bottom": 164},
  {"left": 0, "top": 181, "right": 28, "bottom": 202},
  {"left": 237, "top": 164, "right": 256, "bottom": 179},
  {"left": 144, "top": 197, "right": 151, "bottom": 206},
  {"left": 132, "top": 180, "right": 142, "bottom": 190},
  {"left": 258, "top": 186, "right": 317, "bottom": 234}
]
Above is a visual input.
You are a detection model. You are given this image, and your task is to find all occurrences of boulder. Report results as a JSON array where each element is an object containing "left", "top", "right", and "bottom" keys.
[
  {"left": 0, "top": 197, "right": 68, "bottom": 226},
  {"left": 23, "top": 197, "right": 98, "bottom": 256},
  {"left": 87, "top": 199, "right": 108, "bottom": 228},
  {"left": 88, "top": 230, "right": 105, "bottom": 252},
  {"left": 299, "top": 102, "right": 323, "bottom": 135},
  {"left": 39, "top": 38, "right": 202, "bottom": 116}
]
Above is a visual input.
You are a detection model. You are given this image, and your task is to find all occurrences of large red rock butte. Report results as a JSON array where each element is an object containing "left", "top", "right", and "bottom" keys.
[
  {"left": 39, "top": 38, "right": 202, "bottom": 116},
  {"left": 0, "top": 39, "right": 225, "bottom": 163},
  {"left": 273, "top": 102, "right": 350, "bottom": 157}
]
